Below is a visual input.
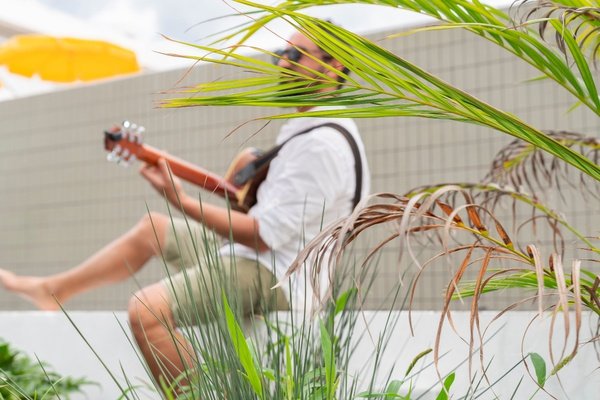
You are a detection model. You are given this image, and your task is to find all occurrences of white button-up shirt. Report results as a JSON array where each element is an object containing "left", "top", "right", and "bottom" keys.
[{"left": 225, "top": 106, "right": 370, "bottom": 310}]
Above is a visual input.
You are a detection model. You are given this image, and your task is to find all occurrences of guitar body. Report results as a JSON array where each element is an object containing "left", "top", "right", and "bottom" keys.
[
  {"left": 223, "top": 147, "right": 266, "bottom": 212},
  {"left": 104, "top": 122, "right": 268, "bottom": 213}
]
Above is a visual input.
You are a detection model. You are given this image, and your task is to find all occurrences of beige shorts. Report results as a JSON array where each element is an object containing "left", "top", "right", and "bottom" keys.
[{"left": 161, "top": 217, "right": 288, "bottom": 326}]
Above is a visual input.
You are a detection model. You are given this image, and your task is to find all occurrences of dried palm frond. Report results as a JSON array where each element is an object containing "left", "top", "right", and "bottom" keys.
[
  {"left": 284, "top": 189, "right": 523, "bottom": 306},
  {"left": 397, "top": 131, "right": 600, "bottom": 262},
  {"left": 405, "top": 182, "right": 599, "bottom": 259},
  {"left": 285, "top": 188, "right": 598, "bottom": 309},
  {"left": 513, "top": 0, "right": 600, "bottom": 66},
  {"left": 483, "top": 130, "right": 600, "bottom": 200},
  {"left": 284, "top": 188, "right": 599, "bottom": 389}
]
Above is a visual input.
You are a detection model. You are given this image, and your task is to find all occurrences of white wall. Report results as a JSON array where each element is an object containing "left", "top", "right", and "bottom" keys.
[
  {"left": 0, "top": 311, "right": 597, "bottom": 399},
  {"left": 0, "top": 311, "right": 150, "bottom": 399}
]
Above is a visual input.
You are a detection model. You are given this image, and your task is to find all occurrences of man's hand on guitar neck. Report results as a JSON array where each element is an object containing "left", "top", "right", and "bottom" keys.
[
  {"left": 140, "top": 158, "right": 270, "bottom": 252},
  {"left": 139, "top": 158, "right": 186, "bottom": 207}
]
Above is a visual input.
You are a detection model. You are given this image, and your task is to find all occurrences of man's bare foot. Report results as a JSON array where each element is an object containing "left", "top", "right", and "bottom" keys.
[{"left": 0, "top": 269, "right": 61, "bottom": 311}]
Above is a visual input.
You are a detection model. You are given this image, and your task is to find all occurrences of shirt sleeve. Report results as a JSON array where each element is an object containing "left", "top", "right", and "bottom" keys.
[{"left": 249, "top": 129, "right": 350, "bottom": 251}]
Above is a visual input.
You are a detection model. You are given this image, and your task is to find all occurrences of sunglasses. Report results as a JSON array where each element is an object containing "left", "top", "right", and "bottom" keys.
[
  {"left": 272, "top": 46, "right": 332, "bottom": 65},
  {"left": 272, "top": 47, "right": 307, "bottom": 65}
]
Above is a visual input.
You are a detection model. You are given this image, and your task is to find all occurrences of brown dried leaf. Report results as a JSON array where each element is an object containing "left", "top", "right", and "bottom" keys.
[{"left": 527, "top": 244, "right": 546, "bottom": 316}]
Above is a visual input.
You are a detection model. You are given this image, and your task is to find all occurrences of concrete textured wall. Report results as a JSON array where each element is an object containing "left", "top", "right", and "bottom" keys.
[{"left": 1, "top": 26, "right": 598, "bottom": 312}]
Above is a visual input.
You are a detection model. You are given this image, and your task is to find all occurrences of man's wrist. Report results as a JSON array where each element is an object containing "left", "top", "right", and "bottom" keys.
[{"left": 172, "top": 191, "right": 190, "bottom": 210}]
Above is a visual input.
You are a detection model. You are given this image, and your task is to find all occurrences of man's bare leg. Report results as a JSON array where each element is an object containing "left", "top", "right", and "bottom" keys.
[
  {"left": 0, "top": 212, "right": 169, "bottom": 310},
  {"left": 128, "top": 282, "right": 193, "bottom": 392}
]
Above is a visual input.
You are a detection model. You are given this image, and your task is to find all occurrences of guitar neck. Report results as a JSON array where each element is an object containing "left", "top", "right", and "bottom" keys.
[{"left": 136, "top": 144, "right": 240, "bottom": 201}]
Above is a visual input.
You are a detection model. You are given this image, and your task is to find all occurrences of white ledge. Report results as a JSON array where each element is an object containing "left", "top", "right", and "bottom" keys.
[{"left": 1, "top": 310, "right": 598, "bottom": 399}]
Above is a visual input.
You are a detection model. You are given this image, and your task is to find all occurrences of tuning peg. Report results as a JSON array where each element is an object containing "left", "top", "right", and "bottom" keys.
[
  {"left": 107, "top": 149, "right": 119, "bottom": 163},
  {"left": 133, "top": 126, "right": 145, "bottom": 143},
  {"left": 129, "top": 128, "right": 140, "bottom": 143},
  {"left": 107, "top": 144, "right": 123, "bottom": 162}
]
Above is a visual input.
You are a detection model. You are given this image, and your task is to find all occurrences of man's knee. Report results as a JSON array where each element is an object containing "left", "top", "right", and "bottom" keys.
[
  {"left": 128, "top": 290, "right": 151, "bottom": 333},
  {"left": 128, "top": 285, "right": 175, "bottom": 334},
  {"left": 127, "top": 213, "right": 169, "bottom": 252},
  {"left": 135, "top": 212, "right": 168, "bottom": 235}
]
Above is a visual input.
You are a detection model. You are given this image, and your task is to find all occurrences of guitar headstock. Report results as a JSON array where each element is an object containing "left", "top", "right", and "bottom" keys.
[{"left": 104, "top": 120, "right": 146, "bottom": 166}]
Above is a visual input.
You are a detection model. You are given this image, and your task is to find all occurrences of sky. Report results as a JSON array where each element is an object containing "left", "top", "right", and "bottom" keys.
[
  {"left": 6, "top": 0, "right": 444, "bottom": 66},
  {"left": 30, "top": 0, "right": 426, "bottom": 43},
  {"left": 0, "top": 0, "right": 514, "bottom": 99}
]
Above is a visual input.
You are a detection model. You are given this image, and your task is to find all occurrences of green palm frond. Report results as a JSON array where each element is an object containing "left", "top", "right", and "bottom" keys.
[
  {"left": 163, "top": 9, "right": 600, "bottom": 182},
  {"left": 213, "top": 0, "right": 600, "bottom": 115}
]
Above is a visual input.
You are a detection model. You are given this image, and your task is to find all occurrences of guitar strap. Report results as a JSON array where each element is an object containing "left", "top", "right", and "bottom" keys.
[{"left": 232, "top": 123, "right": 363, "bottom": 208}]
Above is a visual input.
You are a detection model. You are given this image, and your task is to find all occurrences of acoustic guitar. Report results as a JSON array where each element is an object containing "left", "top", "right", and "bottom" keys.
[{"left": 103, "top": 121, "right": 266, "bottom": 212}]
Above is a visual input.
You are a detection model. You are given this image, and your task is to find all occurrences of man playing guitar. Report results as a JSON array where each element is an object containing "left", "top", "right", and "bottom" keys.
[{"left": 0, "top": 28, "right": 371, "bottom": 390}]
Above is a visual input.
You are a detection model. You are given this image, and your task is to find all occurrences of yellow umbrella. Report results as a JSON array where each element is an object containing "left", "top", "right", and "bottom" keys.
[{"left": 0, "top": 35, "right": 140, "bottom": 82}]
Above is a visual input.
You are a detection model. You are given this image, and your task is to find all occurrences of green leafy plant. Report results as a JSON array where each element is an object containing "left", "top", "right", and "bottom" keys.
[{"left": 0, "top": 338, "right": 92, "bottom": 400}]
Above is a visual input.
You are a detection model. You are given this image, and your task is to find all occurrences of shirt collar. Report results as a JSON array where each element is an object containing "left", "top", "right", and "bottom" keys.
[{"left": 277, "top": 106, "right": 346, "bottom": 144}]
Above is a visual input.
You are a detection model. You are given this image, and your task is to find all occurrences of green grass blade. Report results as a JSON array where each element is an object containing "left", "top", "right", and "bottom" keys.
[
  {"left": 320, "top": 320, "right": 337, "bottom": 400},
  {"left": 222, "top": 292, "right": 264, "bottom": 398},
  {"left": 435, "top": 372, "right": 455, "bottom": 400}
]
